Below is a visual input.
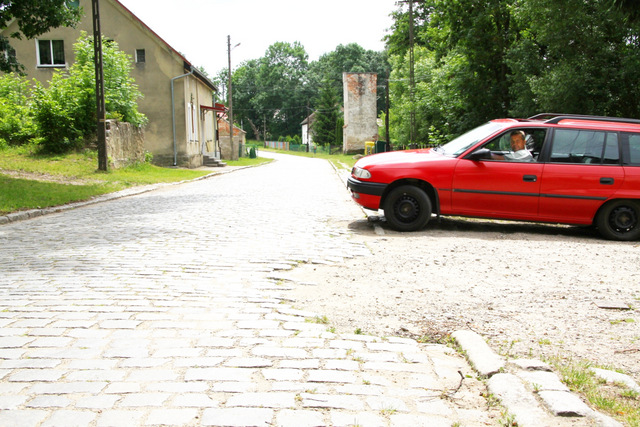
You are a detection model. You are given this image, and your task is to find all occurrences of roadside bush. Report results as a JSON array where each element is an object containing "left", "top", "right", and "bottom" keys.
[
  {"left": 0, "top": 73, "right": 36, "bottom": 146},
  {"left": 31, "top": 32, "right": 146, "bottom": 154}
]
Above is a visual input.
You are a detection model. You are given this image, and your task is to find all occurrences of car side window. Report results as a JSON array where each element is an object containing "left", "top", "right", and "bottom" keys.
[
  {"left": 482, "top": 129, "right": 546, "bottom": 161},
  {"left": 623, "top": 133, "right": 640, "bottom": 165},
  {"left": 549, "top": 129, "right": 619, "bottom": 164}
]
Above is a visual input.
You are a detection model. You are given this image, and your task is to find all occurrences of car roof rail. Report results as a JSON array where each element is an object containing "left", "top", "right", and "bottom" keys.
[{"left": 528, "top": 113, "right": 640, "bottom": 125}]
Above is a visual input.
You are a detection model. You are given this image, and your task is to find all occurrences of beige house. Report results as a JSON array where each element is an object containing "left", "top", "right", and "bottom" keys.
[{"left": 1, "top": 0, "right": 221, "bottom": 167}]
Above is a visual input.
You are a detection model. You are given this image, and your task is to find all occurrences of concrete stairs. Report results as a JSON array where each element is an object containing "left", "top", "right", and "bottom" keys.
[{"left": 203, "top": 155, "right": 227, "bottom": 167}]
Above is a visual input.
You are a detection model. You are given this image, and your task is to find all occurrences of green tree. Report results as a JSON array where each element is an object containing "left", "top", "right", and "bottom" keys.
[
  {"left": 309, "top": 43, "right": 389, "bottom": 114},
  {"left": 233, "top": 42, "right": 311, "bottom": 140},
  {"left": 0, "top": 0, "right": 81, "bottom": 73},
  {"left": 32, "top": 32, "right": 146, "bottom": 153},
  {"left": 312, "top": 81, "right": 342, "bottom": 145}
]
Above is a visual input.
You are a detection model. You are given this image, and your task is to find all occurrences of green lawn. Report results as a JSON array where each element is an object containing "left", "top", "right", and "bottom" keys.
[{"left": 0, "top": 146, "right": 270, "bottom": 215}]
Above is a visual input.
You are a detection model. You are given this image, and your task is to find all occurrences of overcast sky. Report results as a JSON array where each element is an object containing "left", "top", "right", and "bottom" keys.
[{"left": 118, "top": 0, "right": 398, "bottom": 77}]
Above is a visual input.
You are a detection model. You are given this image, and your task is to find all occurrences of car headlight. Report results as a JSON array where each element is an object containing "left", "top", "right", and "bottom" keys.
[{"left": 352, "top": 166, "right": 372, "bottom": 179}]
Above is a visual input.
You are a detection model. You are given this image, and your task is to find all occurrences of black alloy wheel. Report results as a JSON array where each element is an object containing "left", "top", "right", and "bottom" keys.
[
  {"left": 596, "top": 200, "right": 640, "bottom": 241},
  {"left": 383, "top": 185, "right": 432, "bottom": 232}
]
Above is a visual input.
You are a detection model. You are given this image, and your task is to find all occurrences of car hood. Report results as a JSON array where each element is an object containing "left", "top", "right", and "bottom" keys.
[{"left": 355, "top": 148, "right": 446, "bottom": 169}]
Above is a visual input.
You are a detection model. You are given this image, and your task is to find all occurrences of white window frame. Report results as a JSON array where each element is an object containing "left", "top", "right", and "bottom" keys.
[{"left": 36, "top": 39, "right": 66, "bottom": 67}]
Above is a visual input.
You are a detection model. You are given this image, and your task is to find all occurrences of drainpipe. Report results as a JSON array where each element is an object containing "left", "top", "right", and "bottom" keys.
[{"left": 171, "top": 68, "right": 194, "bottom": 166}]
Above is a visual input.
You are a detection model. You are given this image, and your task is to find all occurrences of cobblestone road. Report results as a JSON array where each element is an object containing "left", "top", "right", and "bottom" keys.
[{"left": 0, "top": 153, "right": 498, "bottom": 426}]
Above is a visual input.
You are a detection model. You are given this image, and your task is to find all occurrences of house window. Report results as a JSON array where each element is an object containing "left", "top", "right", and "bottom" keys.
[
  {"left": 135, "top": 49, "right": 145, "bottom": 63},
  {"left": 37, "top": 40, "right": 65, "bottom": 67}
]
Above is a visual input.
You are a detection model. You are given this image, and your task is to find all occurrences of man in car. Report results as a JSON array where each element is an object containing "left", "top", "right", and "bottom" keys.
[{"left": 492, "top": 130, "right": 533, "bottom": 161}]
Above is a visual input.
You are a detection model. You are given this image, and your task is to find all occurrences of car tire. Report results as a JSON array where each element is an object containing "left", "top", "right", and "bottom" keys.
[
  {"left": 383, "top": 185, "right": 432, "bottom": 231},
  {"left": 596, "top": 200, "right": 640, "bottom": 241}
]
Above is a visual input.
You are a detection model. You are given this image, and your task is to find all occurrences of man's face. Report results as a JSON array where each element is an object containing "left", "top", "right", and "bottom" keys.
[{"left": 510, "top": 134, "right": 525, "bottom": 151}]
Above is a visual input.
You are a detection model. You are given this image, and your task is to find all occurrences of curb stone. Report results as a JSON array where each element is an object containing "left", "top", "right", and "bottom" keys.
[{"left": 454, "top": 330, "right": 623, "bottom": 427}]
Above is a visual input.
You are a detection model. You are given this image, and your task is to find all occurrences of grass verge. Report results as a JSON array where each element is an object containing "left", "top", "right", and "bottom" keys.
[
  {"left": 0, "top": 145, "right": 270, "bottom": 215},
  {"left": 548, "top": 357, "right": 639, "bottom": 426}
]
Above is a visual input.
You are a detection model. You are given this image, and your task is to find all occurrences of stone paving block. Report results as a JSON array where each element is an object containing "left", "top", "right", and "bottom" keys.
[
  {"left": 278, "top": 359, "right": 320, "bottom": 369},
  {"left": 331, "top": 411, "right": 386, "bottom": 427},
  {"left": 452, "top": 330, "right": 505, "bottom": 377},
  {"left": 301, "top": 393, "right": 365, "bottom": 410},
  {"left": 282, "top": 338, "right": 325, "bottom": 348},
  {"left": 224, "top": 357, "right": 273, "bottom": 368},
  {"left": 329, "top": 339, "right": 365, "bottom": 351},
  {"left": 251, "top": 346, "right": 307, "bottom": 358},
  {"left": 0, "top": 328, "right": 29, "bottom": 337},
  {"left": 0, "top": 409, "right": 49, "bottom": 427},
  {"left": 147, "top": 381, "right": 208, "bottom": 393},
  {"left": 172, "top": 356, "right": 224, "bottom": 368},
  {"left": 185, "top": 367, "right": 255, "bottom": 382},
  {"left": 102, "top": 347, "right": 149, "bottom": 358},
  {"left": 363, "top": 361, "right": 432, "bottom": 373},
  {"left": 152, "top": 347, "right": 202, "bottom": 358},
  {"left": 197, "top": 337, "right": 236, "bottom": 348},
  {"left": 145, "top": 409, "right": 199, "bottom": 426},
  {"left": 367, "top": 395, "right": 410, "bottom": 412},
  {"left": 225, "top": 392, "right": 297, "bottom": 408},
  {"left": 29, "top": 382, "right": 108, "bottom": 394},
  {"left": 211, "top": 382, "right": 257, "bottom": 393},
  {"left": 201, "top": 408, "right": 273, "bottom": 426},
  {"left": 28, "top": 328, "right": 68, "bottom": 337},
  {"left": 262, "top": 368, "right": 304, "bottom": 381},
  {"left": 119, "top": 357, "right": 170, "bottom": 368},
  {"left": 354, "top": 351, "right": 400, "bottom": 363},
  {"left": 26, "top": 395, "right": 72, "bottom": 408},
  {"left": 390, "top": 413, "right": 451, "bottom": 427},
  {"left": 8, "top": 369, "right": 65, "bottom": 382},
  {"left": 0, "top": 358, "right": 61, "bottom": 369},
  {"left": 103, "top": 382, "right": 141, "bottom": 394},
  {"left": 126, "top": 368, "right": 180, "bottom": 382},
  {"left": 75, "top": 395, "right": 120, "bottom": 409},
  {"left": 488, "top": 373, "right": 552, "bottom": 427},
  {"left": 416, "top": 399, "right": 454, "bottom": 416},
  {"left": 97, "top": 410, "right": 145, "bottom": 427},
  {"left": 40, "top": 409, "right": 97, "bottom": 427},
  {"left": 66, "top": 369, "right": 127, "bottom": 382},
  {"left": 307, "top": 369, "right": 357, "bottom": 384},
  {"left": 119, "top": 392, "right": 170, "bottom": 407},
  {"left": 538, "top": 390, "right": 592, "bottom": 417},
  {"left": 324, "top": 359, "right": 360, "bottom": 371},
  {"left": 172, "top": 393, "right": 219, "bottom": 407},
  {"left": 0, "top": 395, "right": 28, "bottom": 409},
  {"left": 312, "top": 348, "right": 347, "bottom": 359},
  {"left": 517, "top": 370, "right": 569, "bottom": 391},
  {"left": 276, "top": 409, "right": 326, "bottom": 427},
  {"left": 0, "top": 383, "right": 27, "bottom": 394},
  {"left": 0, "top": 336, "right": 35, "bottom": 348},
  {"left": 334, "top": 384, "right": 384, "bottom": 396}
]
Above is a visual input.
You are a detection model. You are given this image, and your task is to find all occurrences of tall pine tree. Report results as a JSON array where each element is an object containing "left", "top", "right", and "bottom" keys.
[{"left": 313, "top": 81, "right": 342, "bottom": 145}]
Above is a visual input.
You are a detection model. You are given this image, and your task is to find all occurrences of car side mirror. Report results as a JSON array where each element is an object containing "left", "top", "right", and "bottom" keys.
[{"left": 468, "top": 148, "right": 491, "bottom": 161}]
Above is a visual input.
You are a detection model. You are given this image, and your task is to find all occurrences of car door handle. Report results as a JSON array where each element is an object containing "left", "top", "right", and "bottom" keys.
[
  {"left": 600, "top": 177, "right": 614, "bottom": 185},
  {"left": 523, "top": 175, "right": 537, "bottom": 182}
]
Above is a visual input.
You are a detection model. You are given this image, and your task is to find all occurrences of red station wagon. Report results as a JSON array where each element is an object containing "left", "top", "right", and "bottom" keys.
[{"left": 347, "top": 114, "right": 640, "bottom": 240}]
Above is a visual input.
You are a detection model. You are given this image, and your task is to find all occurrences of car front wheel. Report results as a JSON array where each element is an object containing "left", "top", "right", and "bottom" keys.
[
  {"left": 383, "top": 185, "right": 432, "bottom": 231},
  {"left": 596, "top": 200, "right": 640, "bottom": 241}
]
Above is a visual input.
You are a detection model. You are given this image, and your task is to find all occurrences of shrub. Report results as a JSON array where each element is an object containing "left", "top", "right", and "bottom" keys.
[{"left": 0, "top": 73, "right": 36, "bottom": 146}]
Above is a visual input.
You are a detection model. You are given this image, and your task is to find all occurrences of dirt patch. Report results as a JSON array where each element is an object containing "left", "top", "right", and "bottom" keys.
[{"left": 286, "top": 216, "right": 640, "bottom": 382}]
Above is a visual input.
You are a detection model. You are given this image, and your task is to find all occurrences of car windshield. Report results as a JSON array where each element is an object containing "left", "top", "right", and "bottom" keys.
[{"left": 437, "top": 122, "right": 505, "bottom": 157}]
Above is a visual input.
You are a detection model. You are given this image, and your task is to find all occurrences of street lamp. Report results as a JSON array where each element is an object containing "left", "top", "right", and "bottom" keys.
[{"left": 227, "top": 36, "right": 240, "bottom": 161}]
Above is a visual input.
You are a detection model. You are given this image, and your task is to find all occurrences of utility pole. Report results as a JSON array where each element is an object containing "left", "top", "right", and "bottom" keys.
[
  {"left": 399, "top": 0, "right": 423, "bottom": 147},
  {"left": 385, "top": 69, "right": 390, "bottom": 152},
  {"left": 227, "top": 35, "right": 239, "bottom": 160},
  {"left": 408, "top": 0, "right": 416, "bottom": 146},
  {"left": 91, "top": 0, "right": 107, "bottom": 171}
]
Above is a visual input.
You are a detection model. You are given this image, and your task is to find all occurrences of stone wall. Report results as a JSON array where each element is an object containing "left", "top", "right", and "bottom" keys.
[
  {"left": 105, "top": 120, "right": 145, "bottom": 169},
  {"left": 343, "top": 73, "right": 378, "bottom": 154}
]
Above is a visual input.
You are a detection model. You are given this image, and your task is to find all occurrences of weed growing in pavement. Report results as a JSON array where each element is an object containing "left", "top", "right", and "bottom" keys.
[
  {"left": 546, "top": 355, "right": 640, "bottom": 426},
  {"left": 354, "top": 328, "right": 363, "bottom": 335},
  {"left": 306, "top": 315, "right": 329, "bottom": 324}
]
